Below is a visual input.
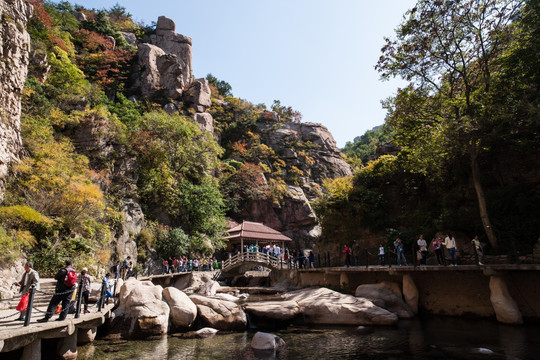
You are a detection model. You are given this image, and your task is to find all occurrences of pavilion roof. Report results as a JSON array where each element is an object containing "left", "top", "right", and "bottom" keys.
[{"left": 225, "top": 221, "right": 292, "bottom": 242}]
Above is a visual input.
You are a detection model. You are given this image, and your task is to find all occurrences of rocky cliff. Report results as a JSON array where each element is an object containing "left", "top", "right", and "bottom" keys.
[
  {"left": 246, "top": 120, "right": 351, "bottom": 247},
  {"left": 0, "top": 0, "right": 32, "bottom": 201}
]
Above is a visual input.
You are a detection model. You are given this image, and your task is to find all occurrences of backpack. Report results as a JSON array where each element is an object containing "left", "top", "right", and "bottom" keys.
[{"left": 64, "top": 267, "right": 77, "bottom": 287}]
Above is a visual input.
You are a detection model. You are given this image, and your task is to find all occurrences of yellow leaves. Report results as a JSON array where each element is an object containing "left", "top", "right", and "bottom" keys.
[
  {"left": 259, "top": 162, "right": 271, "bottom": 174},
  {"left": 268, "top": 178, "right": 289, "bottom": 203},
  {"left": 13, "top": 230, "right": 37, "bottom": 248},
  {"left": 322, "top": 176, "right": 354, "bottom": 200}
]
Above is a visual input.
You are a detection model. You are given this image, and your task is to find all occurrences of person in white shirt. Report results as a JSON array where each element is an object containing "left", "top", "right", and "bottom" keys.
[
  {"left": 417, "top": 235, "right": 427, "bottom": 265},
  {"left": 443, "top": 233, "right": 458, "bottom": 266}
]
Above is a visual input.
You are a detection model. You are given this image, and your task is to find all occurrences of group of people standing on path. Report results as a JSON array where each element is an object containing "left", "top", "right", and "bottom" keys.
[
  {"left": 365, "top": 234, "right": 484, "bottom": 267},
  {"left": 388, "top": 234, "right": 483, "bottom": 266},
  {"left": 11, "top": 259, "right": 116, "bottom": 323},
  {"left": 162, "top": 256, "right": 219, "bottom": 274},
  {"left": 414, "top": 234, "right": 458, "bottom": 266}
]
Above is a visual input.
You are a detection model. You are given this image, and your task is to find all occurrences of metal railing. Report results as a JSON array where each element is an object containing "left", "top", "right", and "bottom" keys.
[
  {"left": 0, "top": 278, "right": 118, "bottom": 327},
  {"left": 221, "top": 252, "right": 281, "bottom": 271}
]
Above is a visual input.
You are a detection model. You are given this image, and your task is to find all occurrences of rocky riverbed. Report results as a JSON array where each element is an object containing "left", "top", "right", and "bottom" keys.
[{"left": 105, "top": 272, "right": 414, "bottom": 339}]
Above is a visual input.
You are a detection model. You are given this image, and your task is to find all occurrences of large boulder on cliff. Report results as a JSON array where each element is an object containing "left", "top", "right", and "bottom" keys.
[
  {"left": 189, "top": 294, "right": 247, "bottom": 330},
  {"left": 136, "top": 43, "right": 185, "bottom": 99},
  {"left": 184, "top": 78, "right": 212, "bottom": 110},
  {"left": 110, "top": 278, "right": 170, "bottom": 338},
  {"left": 163, "top": 286, "right": 197, "bottom": 329},
  {"left": 354, "top": 283, "right": 414, "bottom": 319},
  {"left": 193, "top": 112, "right": 214, "bottom": 133},
  {"left": 135, "top": 16, "right": 192, "bottom": 100},
  {"left": 0, "top": 0, "right": 33, "bottom": 199},
  {"left": 283, "top": 287, "right": 398, "bottom": 325}
]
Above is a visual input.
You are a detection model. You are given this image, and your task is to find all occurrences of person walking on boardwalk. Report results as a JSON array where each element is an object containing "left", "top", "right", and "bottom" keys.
[
  {"left": 444, "top": 233, "right": 458, "bottom": 266},
  {"left": 417, "top": 235, "right": 428, "bottom": 265},
  {"left": 38, "top": 260, "right": 77, "bottom": 322},
  {"left": 80, "top": 267, "right": 92, "bottom": 313},
  {"left": 96, "top": 273, "right": 113, "bottom": 308},
  {"left": 471, "top": 235, "right": 484, "bottom": 265},
  {"left": 14, "top": 261, "right": 40, "bottom": 321},
  {"left": 394, "top": 238, "right": 408, "bottom": 266},
  {"left": 432, "top": 237, "right": 445, "bottom": 265},
  {"left": 344, "top": 244, "right": 352, "bottom": 267},
  {"left": 378, "top": 243, "right": 386, "bottom": 266}
]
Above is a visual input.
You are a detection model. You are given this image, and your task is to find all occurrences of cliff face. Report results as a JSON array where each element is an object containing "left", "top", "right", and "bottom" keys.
[
  {"left": 241, "top": 120, "right": 352, "bottom": 247},
  {"left": 0, "top": 0, "right": 32, "bottom": 200}
]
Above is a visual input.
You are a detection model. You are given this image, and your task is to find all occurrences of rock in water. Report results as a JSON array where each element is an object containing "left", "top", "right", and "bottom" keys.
[
  {"left": 283, "top": 287, "right": 397, "bottom": 325},
  {"left": 162, "top": 286, "right": 197, "bottom": 329},
  {"left": 110, "top": 278, "right": 170, "bottom": 338},
  {"left": 355, "top": 283, "right": 414, "bottom": 318},
  {"left": 189, "top": 294, "right": 247, "bottom": 330},
  {"left": 250, "top": 331, "right": 286, "bottom": 351}
]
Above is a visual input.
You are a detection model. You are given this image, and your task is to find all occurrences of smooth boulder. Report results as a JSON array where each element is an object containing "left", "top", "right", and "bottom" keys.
[
  {"left": 189, "top": 294, "right": 247, "bottom": 330},
  {"left": 251, "top": 331, "right": 286, "bottom": 351},
  {"left": 355, "top": 283, "right": 414, "bottom": 318},
  {"left": 242, "top": 300, "right": 301, "bottom": 321},
  {"left": 162, "top": 286, "right": 197, "bottom": 329},
  {"left": 283, "top": 287, "right": 397, "bottom": 325},
  {"left": 110, "top": 278, "right": 170, "bottom": 338}
]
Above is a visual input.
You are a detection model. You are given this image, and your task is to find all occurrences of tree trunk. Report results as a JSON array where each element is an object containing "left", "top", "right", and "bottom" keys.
[{"left": 470, "top": 143, "right": 499, "bottom": 249}]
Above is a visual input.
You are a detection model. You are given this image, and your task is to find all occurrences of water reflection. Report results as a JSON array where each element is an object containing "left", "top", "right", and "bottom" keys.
[{"left": 79, "top": 317, "right": 540, "bottom": 360}]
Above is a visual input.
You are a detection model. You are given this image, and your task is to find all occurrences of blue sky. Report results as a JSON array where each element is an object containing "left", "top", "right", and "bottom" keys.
[{"left": 79, "top": 0, "right": 417, "bottom": 147}]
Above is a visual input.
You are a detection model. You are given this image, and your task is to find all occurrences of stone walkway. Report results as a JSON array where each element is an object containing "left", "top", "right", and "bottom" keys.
[{"left": 0, "top": 303, "right": 114, "bottom": 333}]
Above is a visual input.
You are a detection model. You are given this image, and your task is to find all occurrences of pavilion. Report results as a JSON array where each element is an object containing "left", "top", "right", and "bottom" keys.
[{"left": 224, "top": 220, "right": 292, "bottom": 254}]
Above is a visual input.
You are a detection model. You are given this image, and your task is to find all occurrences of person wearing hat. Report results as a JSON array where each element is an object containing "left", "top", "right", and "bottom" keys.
[
  {"left": 80, "top": 267, "right": 92, "bottom": 313},
  {"left": 14, "top": 261, "right": 40, "bottom": 321}
]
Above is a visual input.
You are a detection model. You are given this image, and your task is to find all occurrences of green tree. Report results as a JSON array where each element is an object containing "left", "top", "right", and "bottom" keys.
[
  {"left": 377, "top": 0, "right": 524, "bottom": 249},
  {"left": 342, "top": 127, "right": 392, "bottom": 165},
  {"left": 206, "top": 73, "right": 233, "bottom": 97},
  {"left": 155, "top": 227, "right": 190, "bottom": 259}
]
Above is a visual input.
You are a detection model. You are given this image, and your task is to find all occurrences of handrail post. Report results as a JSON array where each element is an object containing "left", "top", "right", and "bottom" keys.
[
  {"left": 97, "top": 279, "right": 105, "bottom": 312},
  {"left": 75, "top": 278, "right": 83, "bottom": 318},
  {"left": 365, "top": 248, "right": 369, "bottom": 268},
  {"left": 24, "top": 284, "right": 36, "bottom": 327}
]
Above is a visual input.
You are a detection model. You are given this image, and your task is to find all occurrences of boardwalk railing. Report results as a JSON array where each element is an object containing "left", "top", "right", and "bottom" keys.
[{"left": 222, "top": 252, "right": 281, "bottom": 271}]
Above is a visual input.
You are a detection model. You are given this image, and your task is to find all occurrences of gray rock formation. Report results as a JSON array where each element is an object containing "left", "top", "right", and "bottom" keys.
[
  {"left": 250, "top": 332, "right": 286, "bottom": 351},
  {"left": 184, "top": 78, "right": 212, "bottom": 110},
  {"left": 162, "top": 286, "right": 197, "bottom": 329},
  {"left": 119, "top": 31, "right": 137, "bottom": 47},
  {"left": 189, "top": 294, "right": 247, "bottom": 330},
  {"left": 111, "top": 278, "right": 170, "bottom": 338},
  {"left": 115, "top": 199, "right": 144, "bottom": 261},
  {"left": 136, "top": 16, "right": 192, "bottom": 99},
  {"left": 240, "top": 119, "right": 351, "bottom": 247},
  {"left": 0, "top": 0, "right": 33, "bottom": 200},
  {"left": 242, "top": 300, "right": 301, "bottom": 321},
  {"left": 193, "top": 112, "right": 214, "bottom": 133},
  {"left": 283, "top": 287, "right": 398, "bottom": 325},
  {"left": 355, "top": 282, "right": 414, "bottom": 319}
]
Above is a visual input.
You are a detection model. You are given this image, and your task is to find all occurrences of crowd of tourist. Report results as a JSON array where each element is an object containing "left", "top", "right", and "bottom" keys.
[
  {"left": 342, "top": 234, "right": 484, "bottom": 267},
  {"left": 161, "top": 256, "right": 220, "bottom": 274}
]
